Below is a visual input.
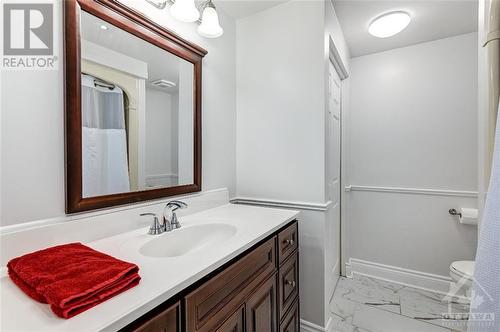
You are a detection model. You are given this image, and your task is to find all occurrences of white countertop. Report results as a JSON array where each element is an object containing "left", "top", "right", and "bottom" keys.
[{"left": 0, "top": 204, "right": 299, "bottom": 332}]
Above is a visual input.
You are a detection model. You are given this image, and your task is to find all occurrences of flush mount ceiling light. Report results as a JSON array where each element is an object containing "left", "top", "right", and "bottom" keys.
[
  {"left": 197, "top": 1, "right": 223, "bottom": 38},
  {"left": 99, "top": 24, "right": 108, "bottom": 30},
  {"left": 170, "top": 0, "right": 200, "bottom": 22},
  {"left": 368, "top": 11, "right": 411, "bottom": 38}
]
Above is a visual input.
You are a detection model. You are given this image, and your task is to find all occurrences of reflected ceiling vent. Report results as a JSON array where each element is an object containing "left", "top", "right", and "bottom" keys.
[{"left": 151, "top": 79, "right": 176, "bottom": 89}]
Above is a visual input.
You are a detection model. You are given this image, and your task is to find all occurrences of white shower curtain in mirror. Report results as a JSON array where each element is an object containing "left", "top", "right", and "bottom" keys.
[
  {"left": 81, "top": 74, "right": 130, "bottom": 197},
  {"left": 469, "top": 101, "right": 500, "bottom": 331}
]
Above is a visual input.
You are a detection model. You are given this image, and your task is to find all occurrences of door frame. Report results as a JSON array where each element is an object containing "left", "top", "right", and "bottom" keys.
[{"left": 328, "top": 36, "right": 349, "bottom": 277}]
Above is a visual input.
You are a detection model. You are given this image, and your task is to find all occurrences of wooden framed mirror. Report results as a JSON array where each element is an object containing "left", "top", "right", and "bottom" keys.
[{"left": 65, "top": 0, "right": 206, "bottom": 213}]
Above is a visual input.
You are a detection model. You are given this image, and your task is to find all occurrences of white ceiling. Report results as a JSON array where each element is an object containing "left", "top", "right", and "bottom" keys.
[
  {"left": 333, "top": 0, "right": 478, "bottom": 57},
  {"left": 81, "top": 11, "right": 184, "bottom": 90},
  {"left": 216, "top": 0, "right": 289, "bottom": 19}
]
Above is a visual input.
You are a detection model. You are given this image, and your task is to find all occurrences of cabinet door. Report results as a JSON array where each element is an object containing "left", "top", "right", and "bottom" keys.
[
  {"left": 126, "top": 301, "right": 180, "bottom": 332},
  {"left": 185, "top": 237, "right": 276, "bottom": 332},
  {"left": 216, "top": 305, "right": 244, "bottom": 332},
  {"left": 246, "top": 275, "right": 277, "bottom": 332},
  {"left": 279, "top": 298, "right": 299, "bottom": 332}
]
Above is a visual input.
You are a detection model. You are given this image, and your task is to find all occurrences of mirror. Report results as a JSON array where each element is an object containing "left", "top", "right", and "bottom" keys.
[
  {"left": 65, "top": 0, "right": 206, "bottom": 213},
  {"left": 80, "top": 11, "right": 195, "bottom": 197}
]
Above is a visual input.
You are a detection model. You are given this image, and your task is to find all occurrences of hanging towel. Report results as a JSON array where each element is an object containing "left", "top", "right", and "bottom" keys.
[
  {"left": 7, "top": 243, "right": 141, "bottom": 319},
  {"left": 469, "top": 101, "right": 500, "bottom": 331}
]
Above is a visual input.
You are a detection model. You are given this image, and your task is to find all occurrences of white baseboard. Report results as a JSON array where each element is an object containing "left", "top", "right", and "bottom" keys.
[
  {"left": 301, "top": 317, "right": 332, "bottom": 332},
  {"left": 347, "top": 258, "right": 453, "bottom": 295}
]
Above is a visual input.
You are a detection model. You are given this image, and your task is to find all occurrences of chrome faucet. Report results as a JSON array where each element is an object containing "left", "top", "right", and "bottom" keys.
[
  {"left": 140, "top": 213, "right": 164, "bottom": 235},
  {"left": 139, "top": 201, "right": 188, "bottom": 235},
  {"left": 163, "top": 200, "right": 188, "bottom": 231}
]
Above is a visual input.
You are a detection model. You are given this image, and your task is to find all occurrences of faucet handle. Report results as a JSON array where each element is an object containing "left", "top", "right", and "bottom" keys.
[
  {"left": 166, "top": 200, "right": 188, "bottom": 211},
  {"left": 163, "top": 201, "right": 187, "bottom": 231},
  {"left": 140, "top": 213, "right": 163, "bottom": 235}
]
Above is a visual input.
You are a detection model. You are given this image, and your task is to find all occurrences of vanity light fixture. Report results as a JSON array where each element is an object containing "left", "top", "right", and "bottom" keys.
[
  {"left": 170, "top": 0, "right": 200, "bottom": 22},
  {"left": 197, "top": 1, "right": 223, "bottom": 38},
  {"left": 145, "top": 0, "right": 223, "bottom": 38},
  {"left": 368, "top": 11, "right": 411, "bottom": 38}
]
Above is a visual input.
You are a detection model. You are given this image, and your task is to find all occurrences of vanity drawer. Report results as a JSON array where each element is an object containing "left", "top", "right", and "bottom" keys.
[
  {"left": 278, "top": 251, "right": 299, "bottom": 319},
  {"left": 278, "top": 221, "right": 298, "bottom": 265},
  {"left": 185, "top": 237, "right": 277, "bottom": 332},
  {"left": 280, "top": 297, "right": 299, "bottom": 332}
]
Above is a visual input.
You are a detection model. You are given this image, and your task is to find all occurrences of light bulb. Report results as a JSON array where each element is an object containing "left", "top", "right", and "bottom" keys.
[
  {"left": 197, "top": 6, "right": 223, "bottom": 38},
  {"left": 170, "top": 0, "right": 200, "bottom": 23}
]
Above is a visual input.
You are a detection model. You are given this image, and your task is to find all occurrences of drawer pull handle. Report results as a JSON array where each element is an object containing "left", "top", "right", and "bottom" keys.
[
  {"left": 283, "top": 238, "right": 295, "bottom": 247},
  {"left": 286, "top": 280, "right": 296, "bottom": 288}
]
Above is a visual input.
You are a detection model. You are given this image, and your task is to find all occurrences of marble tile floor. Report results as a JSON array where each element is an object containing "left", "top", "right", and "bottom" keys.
[{"left": 329, "top": 275, "right": 470, "bottom": 332}]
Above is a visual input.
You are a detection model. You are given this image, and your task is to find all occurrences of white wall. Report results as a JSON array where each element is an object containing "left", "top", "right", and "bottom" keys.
[
  {"left": 0, "top": 0, "right": 236, "bottom": 227},
  {"left": 325, "top": 0, "right": 350, "bottom": 73},
  {"left": 346, "top": 33, "right": 478, "bottom": 277},
  {"left": 236, "top": 1, "right": 326, "bottom": 326},
  {"left": 236, "top": 0, "right": 326, "bottom": 204},
  {"left": 235, "top": 0, "right": 350, "bottom": 328}
]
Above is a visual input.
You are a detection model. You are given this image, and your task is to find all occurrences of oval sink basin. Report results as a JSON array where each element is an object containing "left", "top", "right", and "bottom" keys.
[{"left": 140, "top": 223, "right": 237, "bottom": 258}]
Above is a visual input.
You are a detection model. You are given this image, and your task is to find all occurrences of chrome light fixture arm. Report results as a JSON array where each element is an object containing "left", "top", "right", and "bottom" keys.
[
  {"left": 145, "top": 0, "right": 168, "bottom": 10},
  {"left": 145, "top": 0, "right": 213, "bottom": 17}
]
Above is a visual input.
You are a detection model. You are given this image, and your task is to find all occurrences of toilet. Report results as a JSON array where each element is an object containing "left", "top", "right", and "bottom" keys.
[{"left": 449, "top": 260, "right": 475, "bottom": 299}]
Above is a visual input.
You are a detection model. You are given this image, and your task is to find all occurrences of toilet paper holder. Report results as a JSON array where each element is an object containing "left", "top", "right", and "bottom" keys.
[{"left": 449, "top": 208, "right": 462, "bottom": 218}]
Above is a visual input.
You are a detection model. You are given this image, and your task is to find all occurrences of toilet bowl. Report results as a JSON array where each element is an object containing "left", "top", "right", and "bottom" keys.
[{"left": 449, "top": 260, "right": 475, "bottom": 299}]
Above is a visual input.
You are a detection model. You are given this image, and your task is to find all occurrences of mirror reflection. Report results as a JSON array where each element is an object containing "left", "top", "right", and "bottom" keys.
[{"left": 80, "top": 11, "right": 194, "bottom": 198}]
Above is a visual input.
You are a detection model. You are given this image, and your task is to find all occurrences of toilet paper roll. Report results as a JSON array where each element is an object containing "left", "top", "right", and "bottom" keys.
[{"left": 459, "top": 208, "right": 478, "bottom": 225}]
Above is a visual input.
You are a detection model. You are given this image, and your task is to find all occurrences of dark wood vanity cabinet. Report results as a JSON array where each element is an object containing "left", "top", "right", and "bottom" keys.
[
  {"left": 277, "top": 223, "right": 298, "bottom": 265},
  {"left": 279, "top": 299, "right": 299, "bottom": 332},
  {"left": 122, "top": 220, "right": 299, "bottom": 332},
  {"left": 216, "top": 305, "right": 245, "bottom": 332},
  {"left": 245, "top": 275, "right": 278, "bottom": 332},
  {"left": 278, "top": 252, "right": 299, "bottom": 320},
  {"left": 123, "top": 301, "right": 181, "bottom": 332}
]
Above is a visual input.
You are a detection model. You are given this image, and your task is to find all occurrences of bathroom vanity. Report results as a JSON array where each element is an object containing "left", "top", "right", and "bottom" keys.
[
  {"left": 122, "top": 220, "right": 299, "bottom": 332},
  {"left": 0, "top": 200, "right": 300, "bottom": 331}
]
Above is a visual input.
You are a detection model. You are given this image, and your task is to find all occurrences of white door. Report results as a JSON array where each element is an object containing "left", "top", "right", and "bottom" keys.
[{"left": 326, "top": 59, "right": 342, "bottom": 297}]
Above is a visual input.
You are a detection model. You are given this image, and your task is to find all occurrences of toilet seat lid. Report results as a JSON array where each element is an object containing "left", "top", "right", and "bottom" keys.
[{"left": 451, "top": 261, "right": 475, "bottom": 278}]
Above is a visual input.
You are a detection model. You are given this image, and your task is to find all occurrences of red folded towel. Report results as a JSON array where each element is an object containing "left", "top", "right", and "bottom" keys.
[{"left": 7, "top": 243, "right": 141, "bottom": 319}]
